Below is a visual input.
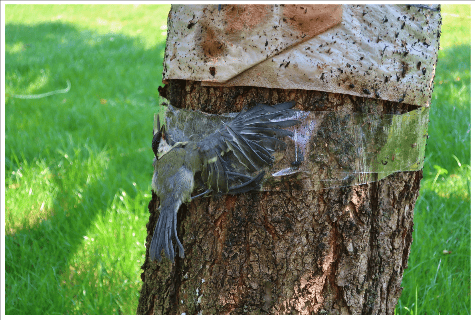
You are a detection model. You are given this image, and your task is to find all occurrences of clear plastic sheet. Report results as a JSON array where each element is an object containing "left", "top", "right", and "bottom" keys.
[{"left": 155, "top": 104, "right": 429, "bottom": 191}]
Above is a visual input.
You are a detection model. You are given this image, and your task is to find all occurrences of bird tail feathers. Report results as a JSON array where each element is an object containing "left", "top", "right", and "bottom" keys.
[{"left": 149, "top": 198, "right": 185, "bottom": 262}]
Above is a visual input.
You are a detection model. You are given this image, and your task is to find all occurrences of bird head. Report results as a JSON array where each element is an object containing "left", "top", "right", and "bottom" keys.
[{"left": 152, "top": 114, "right": 173, "bottom": 160}]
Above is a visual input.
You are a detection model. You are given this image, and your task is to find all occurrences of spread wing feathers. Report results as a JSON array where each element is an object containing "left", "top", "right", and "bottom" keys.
[
  {"left": 201, "top": 154, "right": 263, "bottom": 193},
  {"left": 149, "top": 196, "right": 185, "bottom": 262},
  {"left": 196, "top": 101, "right": 300, "bottom": 194},
  {"left": 204, "top": 152, "right": 228, "bottom": 192},
  {"left": 232, "top": 101, "right": 297, "bottom": 124},
  {"left": 227, "top": 171, "right": 266, "bottom": 194}
]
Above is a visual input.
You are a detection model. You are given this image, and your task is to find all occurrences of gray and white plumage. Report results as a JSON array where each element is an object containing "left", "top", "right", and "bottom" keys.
[{"left": 150, "top": 101, "right": 300, "bottom": 262}]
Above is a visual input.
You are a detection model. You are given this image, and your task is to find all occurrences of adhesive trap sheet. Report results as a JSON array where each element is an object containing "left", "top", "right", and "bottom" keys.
[{"left": 155, "top": 104, "right": 429, "bottom": 191}]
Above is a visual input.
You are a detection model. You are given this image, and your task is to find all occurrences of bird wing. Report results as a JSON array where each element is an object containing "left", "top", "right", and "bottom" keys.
[{"left": 195, "top": 101, "right": 300, "bottom": 194}]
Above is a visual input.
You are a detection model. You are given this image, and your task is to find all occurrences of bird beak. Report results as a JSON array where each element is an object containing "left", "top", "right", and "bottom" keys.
[{"left": 153, "top": 113, "right": 161, "bottom": 136}]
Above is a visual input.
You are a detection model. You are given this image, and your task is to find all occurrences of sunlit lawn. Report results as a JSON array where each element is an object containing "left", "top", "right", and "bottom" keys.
[
  {"left": 4, "top": 4, "right": 470, "bottom": 315},
  {"left": 4, "top": 4, "right": 170, "bottom": 314},
  {"left": 395, "top": 4, "right": 471, "bottom": 315}
]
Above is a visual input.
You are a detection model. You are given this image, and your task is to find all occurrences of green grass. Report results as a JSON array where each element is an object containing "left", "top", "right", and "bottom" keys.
[
  {"left": 3, "top": 4, "right": 470, "bottom": 315},
  {"left": 4, "top": 4, "right": 170, "bottom": 314},
  {"left": 395, "top": 4, "right": 471, "bottom": 315}
]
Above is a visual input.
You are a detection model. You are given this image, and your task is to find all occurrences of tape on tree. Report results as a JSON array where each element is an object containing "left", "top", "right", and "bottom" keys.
[{"left": 155, "top": 104, "right": 429, "bottom": 191}]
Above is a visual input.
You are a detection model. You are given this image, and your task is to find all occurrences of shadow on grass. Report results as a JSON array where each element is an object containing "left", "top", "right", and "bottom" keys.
[
  {"left": 5, "top": 20, "right": 166, "bottom": 166},
  {"left": 5, "top": 21, "right": 165, "bottom": 314}
]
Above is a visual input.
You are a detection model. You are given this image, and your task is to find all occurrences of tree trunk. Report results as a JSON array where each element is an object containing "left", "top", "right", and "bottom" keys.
[{"left": 136, "top": 81, "right": 423, "bottom": 315}]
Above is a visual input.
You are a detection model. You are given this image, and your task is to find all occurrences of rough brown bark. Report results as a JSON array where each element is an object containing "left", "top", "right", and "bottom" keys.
[{"left": 137, "top": 80, "right": 423, "bottom": 315}]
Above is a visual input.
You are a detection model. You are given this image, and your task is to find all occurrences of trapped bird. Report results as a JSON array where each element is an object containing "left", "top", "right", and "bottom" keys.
[{"left": 150, "top": 101, "right": 300, "bottom": 262}]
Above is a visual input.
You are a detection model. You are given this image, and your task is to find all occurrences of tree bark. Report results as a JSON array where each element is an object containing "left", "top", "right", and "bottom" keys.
[{"left": 136, "top": 81, "right": 423, "bottom": 315}]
